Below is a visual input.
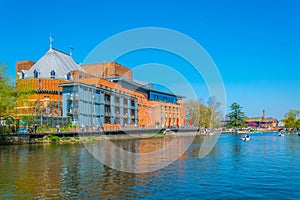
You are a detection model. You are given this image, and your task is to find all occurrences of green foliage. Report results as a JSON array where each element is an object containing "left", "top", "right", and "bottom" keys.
[
  {"left": 49, "top": 135, "right": 60, "bottom": 142},
  {"left": 227, "top": 102, "right": 246, "bottom": 128},
  {"left": 282, "top": 110, "right": 300, "bottom": 128},
  {"left": 63, "top": 137, "right": 70, "bottom": 141},
  {"left": 87, "top": 136, "right": 94, "bottom": 142},
  {"left": 0, "top": 63, "right": 15, "bottom": 121},
  {"left": 60, "top": 124, "right": 70, "bottom": 132},
  {"left": 21, "top": 115, "right": 39, "bottom": 125},
  {"left": 71, "top": 123, "right": 78, "bottom": 128},
  {"left": 186, "top": 97, "right": 222, "bottom": 128}
]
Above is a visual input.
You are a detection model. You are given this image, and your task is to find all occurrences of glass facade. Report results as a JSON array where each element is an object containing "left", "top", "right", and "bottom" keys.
[{"left": 61, "top": 82, "right": 138, "bottom": 127}]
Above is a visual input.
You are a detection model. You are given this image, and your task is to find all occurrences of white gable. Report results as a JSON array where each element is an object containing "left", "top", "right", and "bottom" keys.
[{"left": 25, "top": 48, "right": 85, "bottom": 80}]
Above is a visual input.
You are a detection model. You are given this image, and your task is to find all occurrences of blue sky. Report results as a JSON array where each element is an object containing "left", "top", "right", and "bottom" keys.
[{"left": 0, "top": 0, "right": 300, "bottom": 119}]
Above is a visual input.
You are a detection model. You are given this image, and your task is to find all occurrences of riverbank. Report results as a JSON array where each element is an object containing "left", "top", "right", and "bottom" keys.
[
  {"left": 0, "top": 133, "right": 200, "bottom": 145},
  {"left": 0, "top": 128, "right": 285, "bottom": 145},
  {"left": 0, "top": 127, "right": 199, "bottom": 145}
]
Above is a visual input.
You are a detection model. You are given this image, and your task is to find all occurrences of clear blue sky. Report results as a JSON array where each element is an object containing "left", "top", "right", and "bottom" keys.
[{"left": 1, "top": 0, "right": 300, "bottom": 120}]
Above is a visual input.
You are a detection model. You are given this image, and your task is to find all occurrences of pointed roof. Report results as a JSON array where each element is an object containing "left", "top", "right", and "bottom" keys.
[{"left": 25, "top": 48, "right": 85, "bottom": 80}]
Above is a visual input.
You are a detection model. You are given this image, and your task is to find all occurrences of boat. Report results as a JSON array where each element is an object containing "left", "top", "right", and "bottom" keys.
[
  {"left": 164, "top": 128, "right": 177, "bottom": 135},
  {"left": 279, "top": 132, "right": 285, "bottom": 137},
  {"left": 241, "top": 134, "right": 250, "bottom": 141}
]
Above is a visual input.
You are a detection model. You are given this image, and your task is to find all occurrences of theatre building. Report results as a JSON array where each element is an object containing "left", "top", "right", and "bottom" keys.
[{"left": 15, "top": 45, "right": 185, "bottom": 129}]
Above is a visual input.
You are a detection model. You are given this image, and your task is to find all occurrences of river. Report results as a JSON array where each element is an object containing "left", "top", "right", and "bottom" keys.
[{"left": 1, "top": 132, "right": 300, "bottom": 199}]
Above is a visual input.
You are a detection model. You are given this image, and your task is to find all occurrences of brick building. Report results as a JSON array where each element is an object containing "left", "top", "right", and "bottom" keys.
[{"left": 15, "top": 45, "right": 186, "bottom": 128}]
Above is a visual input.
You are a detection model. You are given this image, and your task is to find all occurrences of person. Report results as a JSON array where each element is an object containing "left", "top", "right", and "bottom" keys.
[
  {"left": 81, "top": 124, "right": 84, "bottom": 132},
  {"left": 56, "top": 124, "right": 60, "bottom": 133},
  {"left": 34, "top": 124, "right": 37, "bottom": 134},
  {"left": 25, "top": 124, "right": 28, "bottom": 134}
]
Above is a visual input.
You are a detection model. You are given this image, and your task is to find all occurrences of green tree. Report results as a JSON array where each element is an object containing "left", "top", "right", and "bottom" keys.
[
  {"left": 207, "top": 96, "right": 222, "bottom": 128},
  {"left": 0, "top": 63, "right": 16, "bottom": 133},
  {"left": 281, "top": 110, "right": 300, "bottom": 128},
  {"left": 0, "top": 64, "right": 15, "bottom": 120},
  {"left": 185, "top": 97, "right": 222, "bottom": 128},
  {"left": 227, "top": 102, "right": 246, "bottom": 128}
]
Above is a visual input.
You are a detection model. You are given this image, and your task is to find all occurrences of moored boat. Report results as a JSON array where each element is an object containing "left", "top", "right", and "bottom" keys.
[{"left": 241, "top": 134, "right": 250, "bottom": 141}]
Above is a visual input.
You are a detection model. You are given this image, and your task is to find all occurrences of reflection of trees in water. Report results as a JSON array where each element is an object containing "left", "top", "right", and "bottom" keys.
[
  {"left": 189, "top": 135, "right": 220, "bottom": 158},
  {"left": 0, "top": 136, "right": 204, "bottom": 199},
  {"left": 0, "top": 144, "right": 64, "bottom": 199}
]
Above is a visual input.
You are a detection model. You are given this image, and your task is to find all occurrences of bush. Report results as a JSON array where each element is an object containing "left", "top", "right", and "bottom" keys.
[
  {"left": 49, "top": 135, "right": 60, "bottom": 142},
  {"left": 63, "top": 137, "right": 70, "bottom": 141}
]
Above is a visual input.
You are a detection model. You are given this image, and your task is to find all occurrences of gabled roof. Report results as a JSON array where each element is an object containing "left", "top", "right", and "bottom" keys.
[{"left": 25, "top": 48, "right": 85, "bottom": 80}]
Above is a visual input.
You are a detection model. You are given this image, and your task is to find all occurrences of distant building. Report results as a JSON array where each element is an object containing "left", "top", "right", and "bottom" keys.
[{"left": 246, "top": 110, "right": 278, "bottom": 129}]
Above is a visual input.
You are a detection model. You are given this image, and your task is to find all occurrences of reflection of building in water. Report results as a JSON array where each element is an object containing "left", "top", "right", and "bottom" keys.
[
  {"left": 15, "top": 42, "right": 186, "bottom": 128},
  {"left": 33, "top": 145, "right": 65, "bottom": 199},
  {"left": 11, "top": 145, "right": 64, "bottom": 198},
  {"left": 98, "top": 165, "right": 138, "bottom": 199},
  {"left": 137, "top": 136, "right": 193, "bottom": 167}
]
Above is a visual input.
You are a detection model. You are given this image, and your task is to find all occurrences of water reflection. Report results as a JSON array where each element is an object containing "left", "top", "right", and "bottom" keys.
[
  {"left": 2, "top": 133, "right": 300, "bottom": 199},
  {"left": 84, "top": 135, "right": 195, "bottom": 173}
]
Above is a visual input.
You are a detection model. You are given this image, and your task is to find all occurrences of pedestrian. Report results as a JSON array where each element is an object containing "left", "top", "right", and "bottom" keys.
[{"left": 56, "top": 124, "right": 60, "bottom": 133}]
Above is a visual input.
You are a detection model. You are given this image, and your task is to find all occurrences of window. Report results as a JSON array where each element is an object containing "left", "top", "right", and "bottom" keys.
[
  {"left": 33, "top": 70, "right": 39, "bottom": 78},
  {"left": 50, "top": 70, "right": 56, "bottom": 79},
  {"left": 66, "top": 72, "right": 71, "bottom": 80},
  {"left": 21, "top": 71, "right": 25, "bottom": 79}
]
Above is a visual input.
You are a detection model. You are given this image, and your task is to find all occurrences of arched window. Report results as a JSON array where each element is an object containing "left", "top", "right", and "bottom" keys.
[
  {"left": 21, "top": 71, "right": 25, "bottom": 79},
  {"left": 50, "top": 70, "right": 56, "bottom": 79},
  {"left": 33, "top": 70, "right": 39, "bottom": 78},
  {"left": 66, "top": 72, "right": 71, "bottom": 80}
]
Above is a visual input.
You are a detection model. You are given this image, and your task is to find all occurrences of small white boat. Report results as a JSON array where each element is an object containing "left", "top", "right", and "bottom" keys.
[
  {"left": 163, "top": 128, "right": 176, "bottom": 135},
  {"left": 241, "top": 135, "right": 250, "bottom": 141},
  {"left": 279, "top": 133, "right": 285, "bottom": 137}
]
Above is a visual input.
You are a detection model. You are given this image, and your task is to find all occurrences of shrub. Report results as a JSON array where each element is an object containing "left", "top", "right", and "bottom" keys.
[
  {"left": 49, "top": 135, "right": 60, "bottom": 142},
  {"left": 63, "top": 137, "right": 70, "bottom": 141}
]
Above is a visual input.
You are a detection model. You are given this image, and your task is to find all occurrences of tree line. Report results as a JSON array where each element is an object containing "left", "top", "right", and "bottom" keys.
[
  {"left": 281, "top": 110, "right": 300, "bottom": 129},
  {"left": 0, "top": 63, "right": 297, "bottom": 132},
  {"left": 185, "top": 97, "right": 223, "bottom": 128},
  {"left": 222, "top": 102, "right": 299, "bottom": 129}
]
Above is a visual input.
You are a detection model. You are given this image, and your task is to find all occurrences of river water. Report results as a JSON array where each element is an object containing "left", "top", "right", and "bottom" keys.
[{"left": 1, "top": 132, "right": 300, "bottom": 199}]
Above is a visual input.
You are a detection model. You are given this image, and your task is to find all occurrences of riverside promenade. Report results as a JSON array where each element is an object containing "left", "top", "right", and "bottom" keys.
[{"left": 0, "top": 127, "right": 198, "bottom": 145}]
